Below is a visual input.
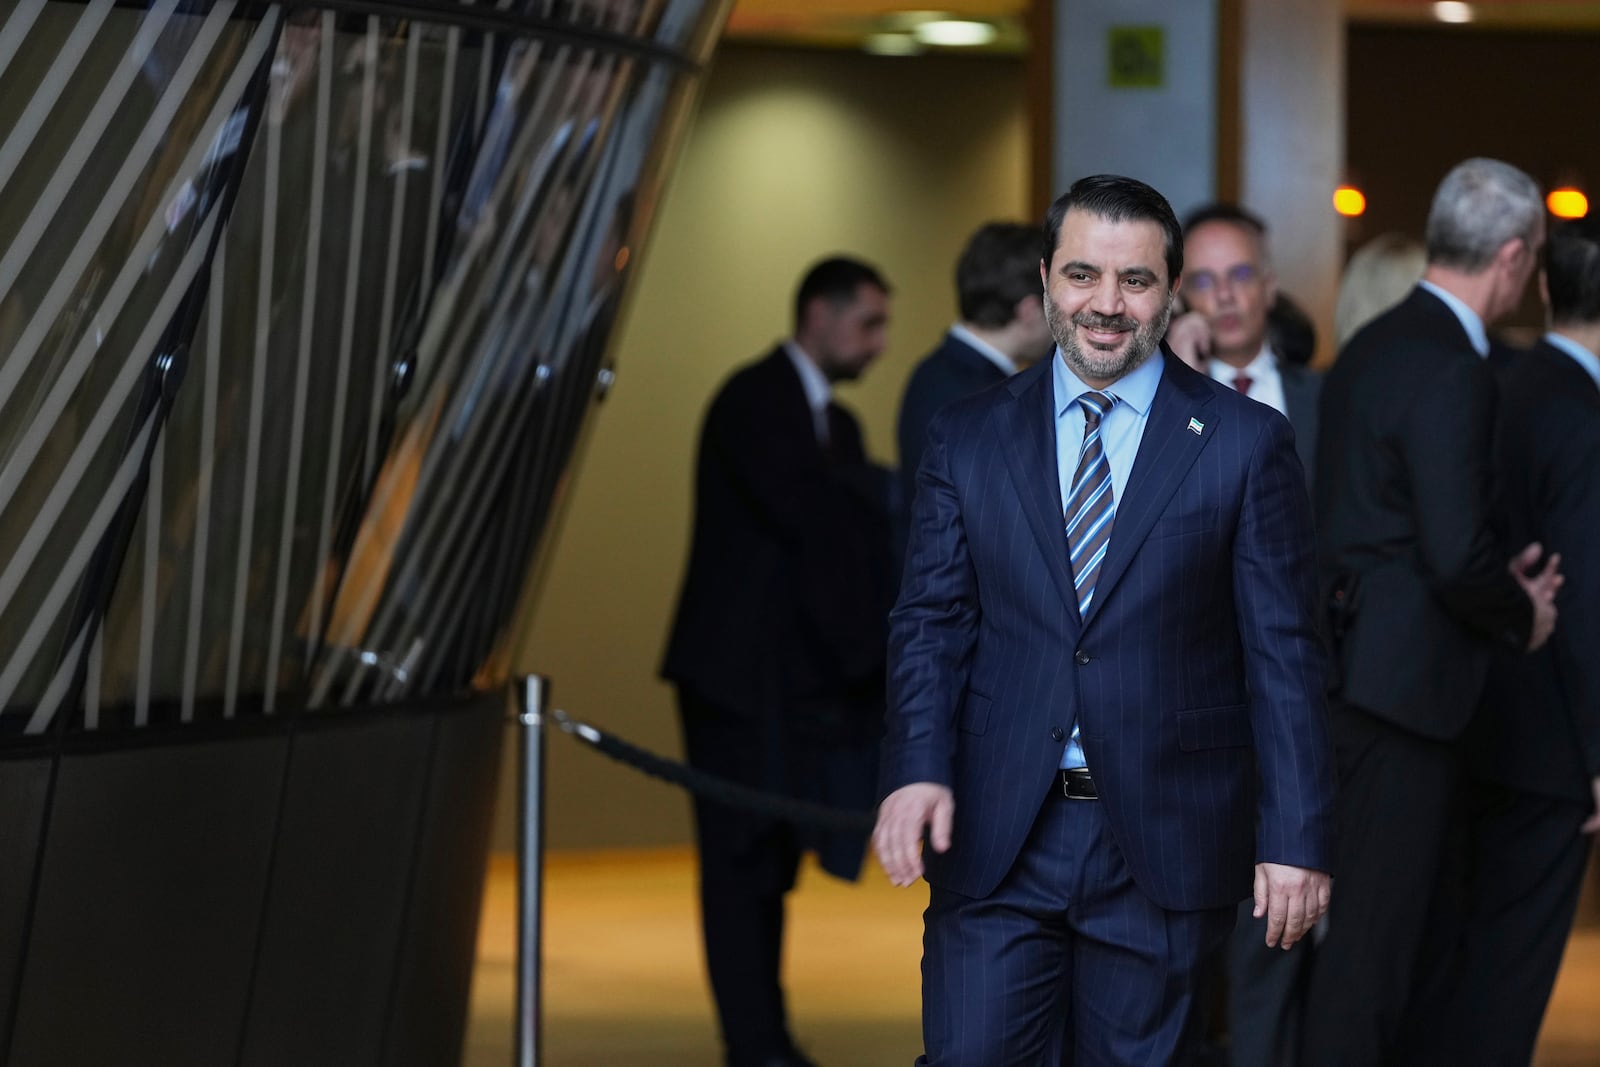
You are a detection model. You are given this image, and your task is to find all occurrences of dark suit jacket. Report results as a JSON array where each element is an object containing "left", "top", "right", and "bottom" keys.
[
  {"left": 1280, "top": 362, "right": 1321, "bottom": 484},
  {"left": 1315, "top": 287, "right": 1532, "bottom": 740},
  {"left": 663, "top": 347, "right": 892, "bottom": 727},
  {"left": 896, "top": 331, "right": 1010, "bottom": 514},
  {"left": 883, "top": 350, "right": 1336, "bottom": 910},
  {"left": 1471, "top": 339, "right": 1600, "bottom": 801}
]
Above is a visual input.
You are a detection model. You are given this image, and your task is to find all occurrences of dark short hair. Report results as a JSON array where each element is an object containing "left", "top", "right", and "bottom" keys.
[
  {"left": 1043, "top": 174, "right": 1184, "bottom": 283},
  {"left": 1182, "top": 202, "right": 1268, "bottom": 240},
  {"left": 957, "top": 222, "right": 1044, "bottom": 329},
  {"left": 794, "top": 256, "right": 890, "bottom": 331},
  {"left": 1545, "top": 217, "right": 1600, "bottom": 326}
]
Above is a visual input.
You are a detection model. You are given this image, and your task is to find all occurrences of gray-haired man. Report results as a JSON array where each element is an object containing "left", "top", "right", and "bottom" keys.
[{"left": 1301, "top": 157, "right": 1562, "bottom": 1065}]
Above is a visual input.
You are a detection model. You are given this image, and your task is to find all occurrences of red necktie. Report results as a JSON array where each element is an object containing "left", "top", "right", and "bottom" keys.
[{"left": 1232, "top": 373, "right": 1253, "bottom": 395}]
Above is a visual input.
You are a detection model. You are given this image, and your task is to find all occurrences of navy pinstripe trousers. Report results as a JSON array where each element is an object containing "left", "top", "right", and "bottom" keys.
[{"left": 917, "top": 788, "right": 1234, "bottom": 1066}]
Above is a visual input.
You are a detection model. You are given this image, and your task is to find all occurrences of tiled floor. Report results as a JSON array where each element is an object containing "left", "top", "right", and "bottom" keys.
[{"left": 461, "top": 849, "right": 1600, "bottom": 1066}]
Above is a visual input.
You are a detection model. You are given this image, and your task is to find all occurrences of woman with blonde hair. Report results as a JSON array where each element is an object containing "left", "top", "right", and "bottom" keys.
[{"left": 1334, "top": 233, "right": 1427, "bottom": 348}]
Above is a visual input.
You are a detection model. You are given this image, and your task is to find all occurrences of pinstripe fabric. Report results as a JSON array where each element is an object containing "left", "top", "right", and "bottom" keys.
[
  {"left": 886, "top": 349, "right": 1335, "bottom": 1061},
  {"left": 919, "top": 794, "right": 1233, "bottom": 1066},
  {"left": 884, "top": 349, "right": 1336, "bottom": 911}
]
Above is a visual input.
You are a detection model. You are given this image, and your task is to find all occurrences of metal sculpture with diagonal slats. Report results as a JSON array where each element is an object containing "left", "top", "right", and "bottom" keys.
[
  {"left": 0, "top": 2, "right": 729, "bottom": 1063},
  {"left": 0, "top": 0, "right": 724, "bottom": 735}
]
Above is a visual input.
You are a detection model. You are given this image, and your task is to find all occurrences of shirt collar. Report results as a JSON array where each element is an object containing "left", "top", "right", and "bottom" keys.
[
  {"left": 1207, "top": 344, "right": 1277, "bottom": 384},
  {"left": 948, "top": 323, "right": 1017, "bottom": 376},
  {"left": 782, "top": 340, "right": 832, "bottom": 411},
  {"left": 1418, "top": 280, "right": 1490, "bottom": 358},
  {"left": 1053, "top": 346, "right": 1164, "bottom": 418},
  {"left": 1543, "top": 331, "right": 1600, "bottom": 392}
]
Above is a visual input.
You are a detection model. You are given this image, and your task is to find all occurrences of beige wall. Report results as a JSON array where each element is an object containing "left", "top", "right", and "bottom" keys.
[{"left": 498, "top": 44, "right": 1031, "bottom": 851}]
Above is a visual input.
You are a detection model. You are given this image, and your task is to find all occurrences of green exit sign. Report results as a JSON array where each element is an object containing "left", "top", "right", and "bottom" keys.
[{"left": 1108, "top": 26, "right": 1165, "bottom": 89}]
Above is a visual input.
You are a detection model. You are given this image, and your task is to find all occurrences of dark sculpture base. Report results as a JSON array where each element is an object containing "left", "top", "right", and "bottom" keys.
[{"left": 0, "top": 694, "right": 503, "bottom": 1067}]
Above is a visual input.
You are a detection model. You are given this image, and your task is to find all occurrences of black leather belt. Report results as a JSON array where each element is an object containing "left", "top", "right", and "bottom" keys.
[{"left": 1059, "top": 767, "right": 1098, "bottom": 800}]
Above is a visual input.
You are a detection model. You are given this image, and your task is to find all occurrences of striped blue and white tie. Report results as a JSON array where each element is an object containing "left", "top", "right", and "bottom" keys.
[
  {"left": 1061, "top": 390, "right": 1115, "bottom": 770},
  {"left": 1065, "top": 391, "right": 1116, "bottom": 615}
]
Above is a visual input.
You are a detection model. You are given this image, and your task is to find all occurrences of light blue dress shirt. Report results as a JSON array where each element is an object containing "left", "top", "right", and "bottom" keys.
[
  {"left": 1543, "top": 331, "right": 1600, "bottom": 392},
  {"left": 1419, "top": 280, "right": 1490, "bottom": 358},
  {"left": 1052, "top": 349, "right": 1165, "bottom": 768}
]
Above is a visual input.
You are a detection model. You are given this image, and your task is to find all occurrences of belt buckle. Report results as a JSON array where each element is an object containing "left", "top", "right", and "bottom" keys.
[{"left": 1061, "top": 767, "right": 1097, "bottom": 800}]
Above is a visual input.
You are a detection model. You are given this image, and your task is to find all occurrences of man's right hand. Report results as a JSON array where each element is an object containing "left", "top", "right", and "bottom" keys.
[
  {"left": 1509, "top": 541, "right": 1562, "bottom": 651},
  {"left": 872, "top": 782, "right": 955, "bottom": 888},
  {"left": 1164, "top": 310, "right": 1212, "bottom": 373}
]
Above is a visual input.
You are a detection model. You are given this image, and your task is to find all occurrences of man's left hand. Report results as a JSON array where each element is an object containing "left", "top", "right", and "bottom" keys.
[{"left": 1254, "top": 862, "right": 1330, "bottom": 950}]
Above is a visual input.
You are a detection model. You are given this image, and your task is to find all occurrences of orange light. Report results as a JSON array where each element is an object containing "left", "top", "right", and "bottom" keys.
[
  {"left": 1333, "top": 186, "right": 1367, "bottom": 217},
  {"left": 1548, "top": 188, "right": 1589, "bottom": 219}
]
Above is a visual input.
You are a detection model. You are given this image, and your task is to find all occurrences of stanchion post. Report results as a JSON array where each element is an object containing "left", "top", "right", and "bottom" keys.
[{"left": 513, "top": 675, "right": 549, "bottom": 1067}]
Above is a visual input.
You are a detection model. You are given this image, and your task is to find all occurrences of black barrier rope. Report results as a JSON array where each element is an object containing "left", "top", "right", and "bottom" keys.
[{"left": 550, "top": 710, "right": 876, "bottom": 833}]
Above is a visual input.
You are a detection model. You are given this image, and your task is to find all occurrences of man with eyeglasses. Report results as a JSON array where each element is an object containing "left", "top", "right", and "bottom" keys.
[
  {"left": 1174, "top": 204, "right": 1325, "bottom": 1067},
  {"left": 1178, "top": 205, "right": 1321, "bottom": 489}
]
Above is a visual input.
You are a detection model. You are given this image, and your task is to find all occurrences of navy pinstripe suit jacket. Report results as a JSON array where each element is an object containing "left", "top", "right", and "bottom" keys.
[{"left": 883, "top": 350, "right": 1337, "bottom": 910}]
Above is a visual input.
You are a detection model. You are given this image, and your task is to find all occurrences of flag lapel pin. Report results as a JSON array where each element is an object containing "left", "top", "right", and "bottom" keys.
[{"left": 1187, "top": 417, "right": 1205, "bottom": 435}]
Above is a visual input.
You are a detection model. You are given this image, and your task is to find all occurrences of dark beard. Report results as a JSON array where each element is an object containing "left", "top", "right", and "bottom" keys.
[{"left": 1045, "top": 295, "right": 1171, "bottom": 384}]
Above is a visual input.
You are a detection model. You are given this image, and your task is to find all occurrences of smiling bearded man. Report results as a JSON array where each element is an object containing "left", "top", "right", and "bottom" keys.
[{"left": 873, "top": 173, "right": 1336, "bottom": 1066}]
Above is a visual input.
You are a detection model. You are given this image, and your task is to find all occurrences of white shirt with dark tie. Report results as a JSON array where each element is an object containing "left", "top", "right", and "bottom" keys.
[
  {"left": 1209, "top": 344, "right": 1287, "bottom": 418},
  {"left": 783, "top": 340, "right": 833, "bottom": 444}
]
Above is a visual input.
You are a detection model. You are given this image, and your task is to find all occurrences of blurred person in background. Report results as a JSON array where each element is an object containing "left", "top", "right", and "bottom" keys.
[
  {"left": 1302, "top": 157, "right": 1561, "bottom": 1067},
  {"left": 1179, "top": 204, "right": 1321, "bottom": 485},
  {"left": 662, "top": 256, "right": 897, "bottom": 1067},
  {"left": 895, "top": 221, "right": 1055, "bottom": 556},
  {"left": 1438, "top": 216, "right": 1600, "bottom": 1066},
  {"left": 1179, "top": 203, "right": 1322, "bottom": 1067},
  {"left": 1334, "top": 233, "right": 1427, "bottom": 350}
]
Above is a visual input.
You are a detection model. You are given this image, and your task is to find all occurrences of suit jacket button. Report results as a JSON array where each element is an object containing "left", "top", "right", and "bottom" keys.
[
  {"left": 1051, "top": 727, "right": 1064, "bottom": 741},
  {"left": 1075, "top": 650, "right": 1091, "bottom": 665}
]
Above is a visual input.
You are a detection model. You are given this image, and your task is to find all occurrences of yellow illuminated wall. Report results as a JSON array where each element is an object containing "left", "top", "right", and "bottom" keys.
[{"left": 501, "top": 43, "right": 1030, "bottom": 851}]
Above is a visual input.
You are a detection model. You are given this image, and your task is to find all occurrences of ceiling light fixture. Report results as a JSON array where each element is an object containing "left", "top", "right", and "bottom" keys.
[
  {"left": 1333, "top": 186, "right": 1368, "bottom": 217},
  {"left": 1548, "top": 188, "right": 1589, "bottom": 219},
  {"left": 1432, "top": 2, "right": 1474, "bottom": 23},
  {"left": 864, "top": 32, "right": 924, "bottom": 56},
  {"left": 913, "top": 19, "right": 998, "bottom": 47}
]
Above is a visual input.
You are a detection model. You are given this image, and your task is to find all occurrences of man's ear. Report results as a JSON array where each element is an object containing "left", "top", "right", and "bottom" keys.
[
  {"left": 1016, "top": 293, "right": 1044, "bottom": 326},
  {"left": 1498, "top": 236, "right": 1530, "bottom": 272}
]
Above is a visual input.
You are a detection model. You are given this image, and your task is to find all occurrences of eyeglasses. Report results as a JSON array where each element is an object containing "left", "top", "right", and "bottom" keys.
[{"left": 1185, "top": 264, "right": 1262, "bottom": 293}]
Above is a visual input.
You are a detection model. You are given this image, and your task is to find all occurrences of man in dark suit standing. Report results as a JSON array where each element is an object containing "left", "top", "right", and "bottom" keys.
[
  {"left": 1177, "top": 202, "right": 1323, "bottom": 1067},
  {"left": 1300, "top": 157, "right": 1562, "bottom": 1067},
  {"left": 662, "top": 257, "right": 895, "bottom": 1067},
  {"left": 896, "top": 221, "right": 1056, "bottom": 519},
  {"left": 874, "top": 175, "right": 1337, "bottom": 1065},
  {"left": 1435, "top": 217, "right": 1600, "bottom": 1064}
]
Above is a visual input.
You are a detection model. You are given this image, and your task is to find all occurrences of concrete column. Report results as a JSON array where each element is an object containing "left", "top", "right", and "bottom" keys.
[
  {"left": 1051, "top": 0, "right": 1220, "bottom": 219},
  {"left": 1045, "top": 0, "right": 1344, "bottom": 363}
]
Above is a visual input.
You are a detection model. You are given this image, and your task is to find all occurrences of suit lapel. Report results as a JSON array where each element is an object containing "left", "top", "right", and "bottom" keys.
[
  {"left": 1084, "top": 357, "right": 1217, "bottom": 628},
  {"left": 997, "top": 364, "right": 1082, "bottom": 619}
]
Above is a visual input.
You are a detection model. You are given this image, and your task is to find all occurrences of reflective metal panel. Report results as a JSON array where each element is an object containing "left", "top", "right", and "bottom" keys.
[{"left": 0, "top": 0, "right": 729, "bottom": 733}]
